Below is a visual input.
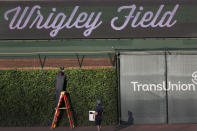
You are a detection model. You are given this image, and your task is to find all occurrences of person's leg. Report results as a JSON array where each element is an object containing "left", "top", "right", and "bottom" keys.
[
  {"left": 97, "top": 125, "right": 100, "bottom": 131},
  {"left": 99, "top": 120, "right": 102, "bottom": 131},
  {"left": 96, "top": 119, "right": 100, "bottom": 131},
  {"left": 56, "top": 91, "right": 61, "bottom": 107}
]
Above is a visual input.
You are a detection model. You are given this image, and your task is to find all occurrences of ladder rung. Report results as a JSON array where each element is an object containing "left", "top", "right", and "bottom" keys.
[{"left": 57, "top": 107, "right": 70, "bottom": 110}]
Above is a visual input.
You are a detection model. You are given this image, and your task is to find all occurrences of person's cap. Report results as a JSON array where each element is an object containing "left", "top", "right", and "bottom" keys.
[
  {"left": 60, "top": 66, "right": 64, "bottom": 70},
  {"left": 97, "top": 100, "right": 101, "bottom": 105}
]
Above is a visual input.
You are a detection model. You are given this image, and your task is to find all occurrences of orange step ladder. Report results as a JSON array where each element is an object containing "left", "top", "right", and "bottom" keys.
[{"left": 51, "top": 91, "right": 74, "bottom": 129}]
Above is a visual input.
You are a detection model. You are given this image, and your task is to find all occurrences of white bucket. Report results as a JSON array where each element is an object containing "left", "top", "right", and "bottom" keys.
[{"left": 89, "top": 111, "right": 95, "bottom": 121}]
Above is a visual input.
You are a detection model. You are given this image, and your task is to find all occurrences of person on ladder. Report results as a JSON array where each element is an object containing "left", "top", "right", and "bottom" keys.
[
  {"left": 51, "top": 66, "right": 74, "bottom": 129},
  {"left": 56, "top": 66, "right": 66, "bottom": 106}
]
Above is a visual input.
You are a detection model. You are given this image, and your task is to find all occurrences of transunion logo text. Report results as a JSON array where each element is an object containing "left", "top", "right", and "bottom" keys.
[{"left": 130, "top": 71, "right": 197, "bottom": 92}]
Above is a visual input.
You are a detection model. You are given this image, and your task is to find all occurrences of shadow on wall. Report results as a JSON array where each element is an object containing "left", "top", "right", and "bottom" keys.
[
  {"left": 121, "top": 111, "right": 134, "bottom": 125},
  {"left": 115, "top": 111, "right": 134, "bottom": 131}
]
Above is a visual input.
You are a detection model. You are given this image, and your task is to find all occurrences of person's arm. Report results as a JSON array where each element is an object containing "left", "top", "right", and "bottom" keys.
[{"left": 93, "top": 111, "right": 98, "bottom": 119}]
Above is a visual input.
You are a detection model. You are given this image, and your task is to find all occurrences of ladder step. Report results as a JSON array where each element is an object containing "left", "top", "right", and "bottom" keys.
[
  {"left": 59, "top": 107, "right": 69, "bottom": 110},
  {"left": 55, "top": 107, "right": 71, "bottom": 110}
]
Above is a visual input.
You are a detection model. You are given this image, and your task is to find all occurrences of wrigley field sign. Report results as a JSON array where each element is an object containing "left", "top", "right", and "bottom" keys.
[{"left": 0, "top": 0, "right": 197, "bottom": 39}]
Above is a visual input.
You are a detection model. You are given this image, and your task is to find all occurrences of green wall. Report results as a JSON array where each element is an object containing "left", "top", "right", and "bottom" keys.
[{"left": 0, "top": 68, "right": 118, "bottom": 126}]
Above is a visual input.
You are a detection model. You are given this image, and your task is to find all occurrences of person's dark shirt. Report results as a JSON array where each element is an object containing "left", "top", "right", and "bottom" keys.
[
  {"left": 56, "top": 72, "right": 65, "bottom": 92},
  {"left": 95, "top": 105, "right": 103, "bottom": 120},
  {"left": 55, "top": 72, "right": 65, "bottom": 106}
]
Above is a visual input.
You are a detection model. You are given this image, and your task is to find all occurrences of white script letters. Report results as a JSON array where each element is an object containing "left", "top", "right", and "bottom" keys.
[
  {"left": 4, "top": 4, "right": 180, "bottom": 37},
  {"left": 111, "top": 4, "right": 179, "bottom": 30},
  {"left": 4, "top": 5, "right": 103, "bottom": 37}
]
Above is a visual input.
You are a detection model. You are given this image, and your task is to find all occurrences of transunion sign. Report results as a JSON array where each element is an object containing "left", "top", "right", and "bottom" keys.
[{"left": 0, "top": 0, "right": 197, "bottom": 39}]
